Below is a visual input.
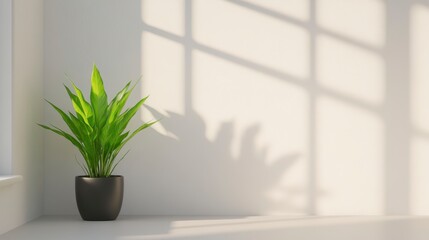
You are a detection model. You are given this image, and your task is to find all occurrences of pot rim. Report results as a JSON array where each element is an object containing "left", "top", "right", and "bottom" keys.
[{"left": 76, "top": 175, "right": 123, "bottom": 179}]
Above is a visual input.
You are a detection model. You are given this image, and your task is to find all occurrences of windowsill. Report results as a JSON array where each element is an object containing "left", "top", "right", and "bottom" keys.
[{"left": 0, "top": 175, "right": 23, "bottom": 188}]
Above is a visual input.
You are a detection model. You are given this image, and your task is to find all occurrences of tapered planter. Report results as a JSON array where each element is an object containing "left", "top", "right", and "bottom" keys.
[{"left": 75, "top": 175, "right": 124, "bottom": 221}]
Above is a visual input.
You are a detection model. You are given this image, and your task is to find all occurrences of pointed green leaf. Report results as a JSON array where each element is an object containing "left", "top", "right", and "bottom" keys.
[
  {"left": 64, "top": 85, "right": 89, "bottom": 125},
  {"left": 117, "top": 120, "right": 158, "bottom": 153},
  {"left": 90, "top": 65, "right": 108, "bottom": 126},
  {"left": 45, "top": 100, "right": 84, "bottom": 141},
  {"left": 38, "top": 124, "right": 83, "bottom": 152},
  {"left": 39, "top": 65, "right": 157, "bottom": 177},
  {"left": 71, "top": 82, "right": 94, "bottom": 125},
  {"left": 107, "top": 81, "right": 132, "bottom": 123},
  {"left": 115, "top": 96, "right": 149, "bottom": 134}
]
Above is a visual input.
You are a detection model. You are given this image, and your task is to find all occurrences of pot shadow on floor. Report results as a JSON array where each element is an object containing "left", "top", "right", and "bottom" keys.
[{"left": 121, "top": 106, "right": 303, "bottom": 216}]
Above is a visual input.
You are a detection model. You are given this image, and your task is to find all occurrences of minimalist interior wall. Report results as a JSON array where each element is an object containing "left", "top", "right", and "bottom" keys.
[
  {"left": 0, "top": 0, "right": 45, "bottom": 234},
  {"left": 43, "top": 0, "right": 429, "bottom": 215},
  {"left": 0, "top": 0, "right": 12, "bottom": 175}
]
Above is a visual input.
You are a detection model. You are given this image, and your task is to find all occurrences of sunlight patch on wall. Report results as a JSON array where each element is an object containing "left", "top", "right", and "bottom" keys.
[
  {"left": 141, "top": 32, "right": 184, "bottom": 136},
  {"left": 411, "top": 4, "right": 429, "bottom": 133},
  {"left": 193, "top": 0, "right": 309, "bottom": 80},
  {"left": 141, "top": 0, "right": 184, "bottom": 36},
  {"left": 243, "top": 0, "right": 309, "bottom": 21},
  {"left": 318, "top": 0, "right": 385, "bottom": 47},
  {"left": 193, "top": 50, "right": 308, "bottom": 214},
  {"left": 317, "top": 35, "right": 385, "bottom": 105},
  {"left": 317, "top": 96, "right": 384, "bottom": 214},
  {"left": 410, "top": 136, "right": 429, "bottom": 214}
]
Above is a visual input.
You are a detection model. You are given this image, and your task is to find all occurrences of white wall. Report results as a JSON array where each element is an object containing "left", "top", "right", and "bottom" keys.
[
  {"left": 0, "top": 0, "right": 12, "bottom": 175},
  {"left": 0, "top": 0, "right": 45, "bottom": 235},
  {"left": 43, "top": 0, "right": 428, "bottom": 216}
]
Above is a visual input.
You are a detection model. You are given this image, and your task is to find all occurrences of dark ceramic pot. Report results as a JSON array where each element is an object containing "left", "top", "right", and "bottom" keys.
[{"left": 75, "top": 175, "right": 124, "bottom": 221}]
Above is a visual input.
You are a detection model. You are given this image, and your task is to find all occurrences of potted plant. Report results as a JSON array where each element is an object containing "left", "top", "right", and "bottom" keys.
[{"left": 39, "top": 65, "right": 156, "bottom": 221}]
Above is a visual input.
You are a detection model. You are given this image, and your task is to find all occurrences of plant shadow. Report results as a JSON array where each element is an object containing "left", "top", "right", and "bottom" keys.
[{"left": 121, "top": 106, "right": 302, "bottom": 215}]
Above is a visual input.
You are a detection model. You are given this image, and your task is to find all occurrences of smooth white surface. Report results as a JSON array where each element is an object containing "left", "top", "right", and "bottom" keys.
[
  {"left": 1, "top": 216, "right": 429, "bottom": 240},
  {"left": 0, "top": 0, "right": 45, "bottom": 235},
  {"left": 0, "top": 176, "right": 23, "bottom": 189},
  {"left": 0, "top": 0, "right": 13, "bottom": 175},
  {"left": 12, "top": 0, "right": 45, "bottom": 218},
  {"left": 411, "top": 4, "right": 429, "bottom": 215}
]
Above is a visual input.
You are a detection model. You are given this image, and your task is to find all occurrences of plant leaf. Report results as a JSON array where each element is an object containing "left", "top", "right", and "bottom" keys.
[
  {"left": 38, "top": 124, "right": 83, "bottom": 152},
  {"left": 90, "top": 64, "right": 108, "bottom": 127},
  {"left": 71, "top": 82, "right": 94, "bottom": 126},
  {"left": 39, "top": 65, "right": 157, "bottom": 177}
]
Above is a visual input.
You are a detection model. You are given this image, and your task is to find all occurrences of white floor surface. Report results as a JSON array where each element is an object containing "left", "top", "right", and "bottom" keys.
[{"left": 1, "top": 216, "right": 429, "bottom": 240}]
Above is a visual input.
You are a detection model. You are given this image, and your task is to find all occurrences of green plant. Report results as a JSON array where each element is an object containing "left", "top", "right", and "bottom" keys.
[{"left": 39, "top": 65, "right": 157, "bottom": 177}]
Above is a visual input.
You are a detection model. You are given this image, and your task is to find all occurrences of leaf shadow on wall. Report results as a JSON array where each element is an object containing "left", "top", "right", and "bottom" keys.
[{"left": 124, "top": 106, "right": 303, "bottom": 215}]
